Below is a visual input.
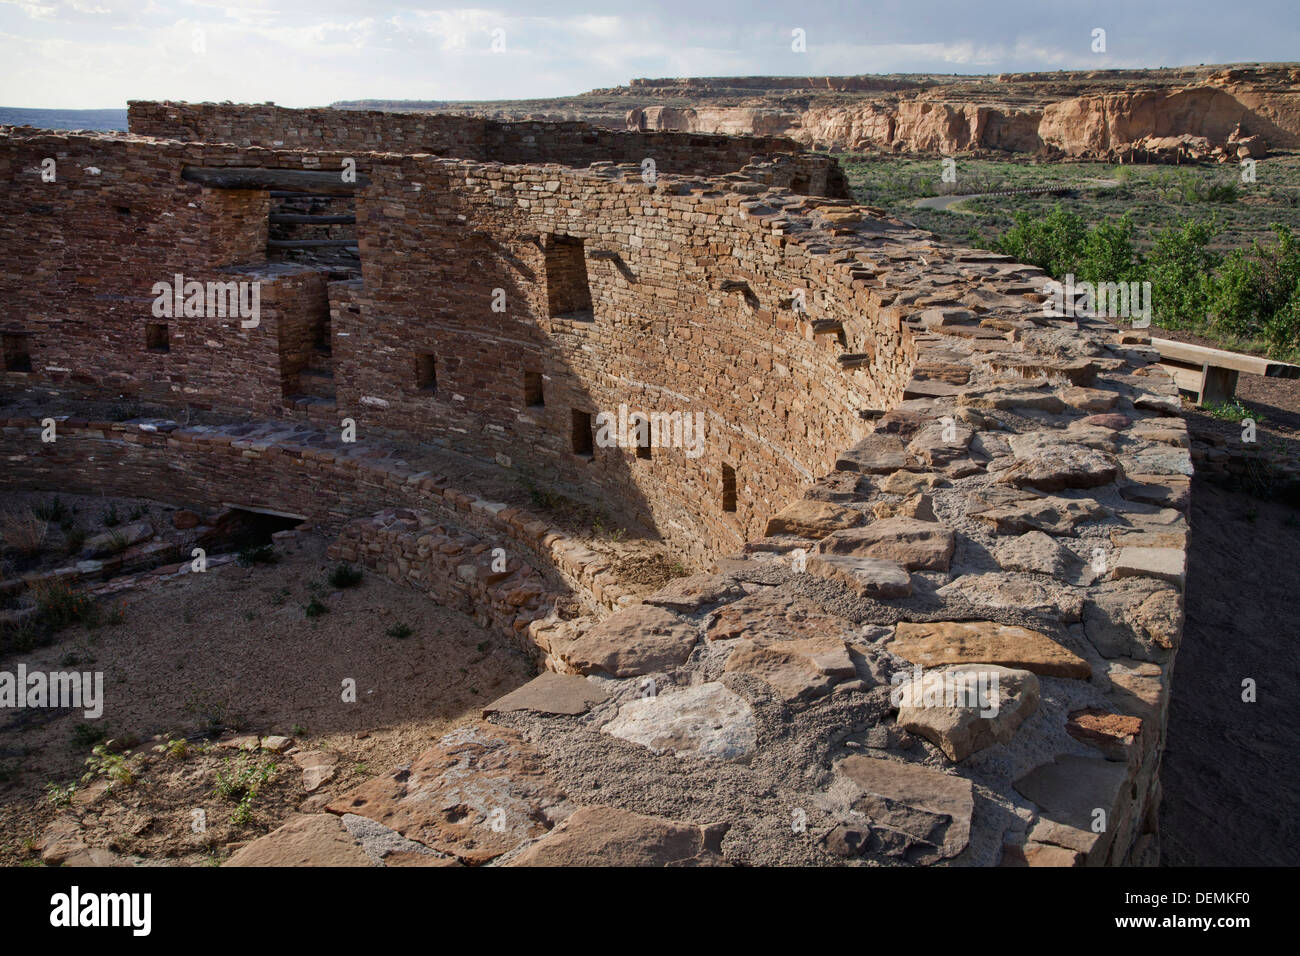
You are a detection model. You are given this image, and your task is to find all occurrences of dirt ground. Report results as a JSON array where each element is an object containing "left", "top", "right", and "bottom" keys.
[{"left": 0, "top": 534, "right": 536, "bottom": 866}]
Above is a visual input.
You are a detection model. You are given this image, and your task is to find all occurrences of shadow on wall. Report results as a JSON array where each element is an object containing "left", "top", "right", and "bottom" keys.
[{"left": 329, "top": 160, "right": 904, "bottom": 561}]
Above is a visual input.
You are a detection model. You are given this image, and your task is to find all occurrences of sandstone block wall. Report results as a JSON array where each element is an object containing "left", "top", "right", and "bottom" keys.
[
  {"left": 1, "top": 112, "right": 1194, "bottom": 867},
  {"left": 126, "top": 101, "right": 850, "bottom": 197},
  {"left": 333, "top": 156, "right": 911, "bottom": 556}
]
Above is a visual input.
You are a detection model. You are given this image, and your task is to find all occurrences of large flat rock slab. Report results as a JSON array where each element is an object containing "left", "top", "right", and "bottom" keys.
[
  {"left": 968, "top": 489, "right": 1108, "bottom": 535},
  {"left": 601, "top": 682, "right": 756, "bottom": 763},
  {"left": 816, "top": 517, "right": 956, "bottom": 571},
  {"left": 325, "top": 723, "right": 567, "bottom": 865},
  {"left": 507, "top": 806, "right": 727, "bottom": 866},
  {"left": 552, "top": 604, "right": 699, "bottom": 677},
  {"left": 885, "top": 620, "right": 1091, "bottom": 679},
  {"left": 805, "top": 552, "right": 912, "bottom": 599},
  {"left": 763, "top": 498, "right": 865, "bottom": 538},
  {"left": 641, "top": 573, "right": 747, "bottom": 612},
  {"left": 835, "top": 433, "right": 909, "bottom": 473},
  {"left": 225, "top": 813, "right": 373, "bottom": 867},
  {"left": 707, "top": 590, "right": 860, "bottom": 643},
  {"left": 723, "top": 635, "right": 857, "bottom": 702},
  {"left": 832, "top": 756, "right": 974, "bottom": 864},
  {"left": 483, "top": 672, "right": 610, "bottom": 717}
]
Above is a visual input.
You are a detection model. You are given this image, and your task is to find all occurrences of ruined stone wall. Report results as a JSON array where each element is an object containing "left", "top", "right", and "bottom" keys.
[
  {"left": 333, "top": 156, "right": 912, "bottom": 555},
  {"left": 0, "top": 132, "right": 392, "bottom": 414},
  {"left": 125, "top": 101, "right": 850, "bottom": 197},
  {"left": 1, "top": 116, "right": 1194, "bottom": 868},
  {"left": 0, "top": 416, "right": 640, "bottom": 625}
]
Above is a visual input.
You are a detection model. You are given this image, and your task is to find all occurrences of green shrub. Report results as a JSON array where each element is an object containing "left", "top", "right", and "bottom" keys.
[
  {"left": 1077, "top": 214, "right": 1142, "bottom": 285},
  {"left": 305, "top": 597, "right": 328, "bottom": 618},
  {"left": 993, "top": 205, "right": 1086, "bottom": 277},
  {"left": 327, "top": 563, "right": 363, "bottom": 589},
  {"left": 1145, "top": 217, "right": 1221, "bottom": 329},
  {"left": 385, "top": 622, "right": 413, "bottom": 640},
  {"left": 34, "top": 583, "right": 100, "bottom": 631},
  {"left": 33, "top": 497, "right": 68, "bottom": 523}
]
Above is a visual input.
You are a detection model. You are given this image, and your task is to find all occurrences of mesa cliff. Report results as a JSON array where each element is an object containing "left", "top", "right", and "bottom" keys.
[{"left": 338, "top": 64, "right": 1300, "bottom": 163}]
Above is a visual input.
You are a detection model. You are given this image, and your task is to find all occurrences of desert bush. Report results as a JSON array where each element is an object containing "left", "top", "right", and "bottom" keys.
[
  {"left": 0, "top": 510, "right": 48, "bottom": 556},
  {"left": 327, "top": 563, "right": 363, "bottom": 588}
]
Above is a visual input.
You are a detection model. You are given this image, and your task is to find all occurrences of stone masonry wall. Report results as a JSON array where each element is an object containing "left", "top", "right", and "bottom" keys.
[
  {"left": 2, "top": 115, "right": 1192, "bottom": 867},
  {"left": 333, "top": 156, "right": 913, "bottom": 557},
  {"left": 0, "top": 131, "right": 401, "bottom": 414},
  {"left": 125, "top": 101, "right": 850, "bottom": 197}
]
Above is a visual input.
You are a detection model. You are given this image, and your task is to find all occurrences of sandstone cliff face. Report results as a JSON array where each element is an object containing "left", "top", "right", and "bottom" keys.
[
  {"left": 1039, "top": 87, "right": 1254, "bottom": 155},
  {"left": 623, "top": 71, "right": 1300, "bottom": 159}
]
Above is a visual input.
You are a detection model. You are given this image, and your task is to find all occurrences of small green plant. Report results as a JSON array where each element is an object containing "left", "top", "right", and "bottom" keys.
[
  {"left": 44, "top": 781, "right": 76, "bottom": 807},
  {"left": 305, "top": 597, "right": 328, "bottom": 618},
  {"left": 101, "top": 504, "right": 121, "bottom": 528},
  {"left": 33, "top": 497, "right": 68, "bottom": 523},
  {"left": 0, "top": 510, "right": 47, "bottom": 556},
  {"left": 236, "top": 544, "right": 276, "bottom": 567},
  {"left": 385, "top": 622, "right": 413, "bottom": 640},
  {"left": 290, "top": 724, "right": 307, "bottom": 737},
  {"left": 214, "top": 752, "right": 277, "bottom": 825},
  {"left": 82, "top": 745, "right": 137, "bottom": 790},
  {"left": 153, "top": 736, "right": 190, "bottom": 760},
  {"left": 108, "top": 402, "right": 142, "bottom": 422},
  {"left": 1202, "top": 399, "right": 1258, "bottom": 423},
  {"left": 103, "top": 529, "right": 129, "bottom": 555},
  {"left": 34, "top": 582, "right": 101, "bottom": 631},
  {"left": 327, "top": 562, "right": 363, "bottom": 588}
]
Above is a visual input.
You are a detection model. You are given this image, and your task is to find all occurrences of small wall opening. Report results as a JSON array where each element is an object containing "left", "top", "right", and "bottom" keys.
[
  {"left": 415, "top": 353, "right": 437, "bottom": 393},
  {"left": 2, "top": 333, "right": 32, "bottom": 372},
  {"left": 721, "top": 463, "right": 737, "bottom": 513},
  {"left": 146, "top": 322, "right": 170, "bottom": 353},
  {"left": 545, "top": 235, "right": 593, "bottom": 321},
  {"left": 571, "top": 409, "right": 594, "bottom": 457},
  {"left": 631, "top": 413, "right": 652, "bottom": 460},
  {"left": 205, "top": 506, "right": 304, "bottom": 555},
  {"left": 524, "top": 371, "right": 545, "bottom": 407}
]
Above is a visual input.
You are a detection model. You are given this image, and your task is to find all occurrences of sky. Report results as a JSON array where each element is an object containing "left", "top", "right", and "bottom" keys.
[{"left": 1, "top": 0, "right": 1297, "bottom": 109}]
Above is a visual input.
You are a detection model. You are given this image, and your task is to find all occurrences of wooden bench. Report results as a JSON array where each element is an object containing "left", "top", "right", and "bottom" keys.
[{"left": 1150, "top": 337, "right": 1300, "bottom": 406}]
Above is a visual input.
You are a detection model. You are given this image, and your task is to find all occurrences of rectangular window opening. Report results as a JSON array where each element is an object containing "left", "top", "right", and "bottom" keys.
[
  {"left": 571, "top": 409, "right": 594, "bottom": 457},
  {"left": 415, "top": 353, "right": 437, "bottom": 392},
  {"left": 2, "top": 333, "right": 32, "bottom": 373},
  {"left": 545, "top": 234, "right": 593, "bottom": 321},
  {"left": 146, "top": 322, "right": 170, "bottom": 353},
  {"left": 524, "top": 371, "right": 545, "bottom": 407},
  {"left": 721, "top": 463, "right": 737, "bottom": 513}
]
